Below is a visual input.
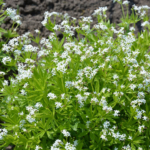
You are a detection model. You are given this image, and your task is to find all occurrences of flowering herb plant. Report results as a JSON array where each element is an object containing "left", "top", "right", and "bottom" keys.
[
  {"left": 0, "top": 0, "right": 21, "bottom": 94},
  {"left": 0, "top": 0, "right": 150, "bottom": 150}
]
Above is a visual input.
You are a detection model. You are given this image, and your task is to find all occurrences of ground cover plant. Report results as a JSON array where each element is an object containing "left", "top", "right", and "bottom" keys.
[
  {"left": 0, "top": 0, "right": 150, "bottom": 149},
  {"left": 0, "top": 0, "right": 21, "bottom": 98}
]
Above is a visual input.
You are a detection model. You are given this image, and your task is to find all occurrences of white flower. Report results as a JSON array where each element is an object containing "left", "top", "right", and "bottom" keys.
[
  {"left": 123, "top": 0, "right": 130, "bottom": 5},
  {"left": 137, "top": 91, "right": 145, "bottom": 99},
  {"left": 22, "top": 45, "right": 38, "bottom": 52},
  {"left": 47, "top": 92, "right": 57, "bottom": 99},
  {"left": 52, "top": 139, "right": 63, "bottom": 148},
  {"left": 35, "top": 145, "right": 42, "bottom": 150},
  {"left": 20, "top": 89, "right": 27, "bottom": 95},
  {"left": 119, "top": 134, "right": 126, "bottom": 141},
  {"left": 86, "top": 121, "right": 91, "bottom": 128},
  {"left": 0, "top": 71, "right": 5, "bottom": 75},
  {"left": 14, "top": 50, "right": 22, "bottom": 55},
  {"left": 92, "top": 7, "right": 107, "bottom": 16},
  {"left": 101, "top": 134, "right": 107, "bottom": 140},
  {"left": 23, "top": 83, "right": 28, "bottom": 88},
  {"left": 6, "top": 8, "right": 21, "bottom": 23},
  {"left": 121, "top": 85, "right": 125, "bottom": 89},
  {"left": 18, "top": 111, "right": 24, "bottom": 116},
  {"left": 122, "top": 144, "right": 131, "bottom": 150},
  {"left": 35, "top": 102, "right": 43, "bottom": 109},
  {"left": 16, "top": 20, "right": 22, "bottom": 24},
  {"left": 103, "top": 121, "right": 110, "bottom": 129},
  {"left": 130, "top": 27, "right": 135, "bottom": 31},
  {"left": 73, "top": 140, "right": 78, "bottom": 146},
  {"left": 129, "top": 84, "right": 136, "bottom": 90},
  {"left": 0, "top": 128, "right": 8, "bottom": 140},
  {"left": 103, "top": 106, "right": 112, "bottom": 112},
  {"left": 55, "top": 102, "right": 63, "bottom": 109},
  {"left": 65, "top": 142, "right": 76, "bottom": 150},
  {"left": 25, "top": 58, "right": 35, "bottom": 64},
  {"left": 141, "top": 21, "right": 149, "bottom": 27},
  {"left": 26, "top": 115, "right": 35, "bottom": 123},
  {"left": 2, "top": 80, "right": 8, "bottom": 86},
  {"left": 102, "top": 88, "right": 107, "bottom": 93},
  {"left": 65, "top": 81, "right": 73, "bottom": 88},
  {"left": 114, "top": 91, "right": 119, "bottom": 96},
  {"left": 61, "top": 129, "right": 71, "bottom": 137},
  {"left": 22, "top": 128, "right": 27, "bottom": 132},
  {"left": 91, "top": 97, "right": 99, "bottom": 103},
  {"left": 128, "top": 136, "right": 132, "bottom": 140},
  {"left": 35, "top": 29, "right": 40, "bottom": 33},
  {"left": 138, "top": 125, "right": 145, "bottom": 133},
  {"left": 113, "top": 110, "right": 120, "bottom": 117},
  {"left": 2, "top": 56, "right": 11, "bottom": 65},
  {"left": 143, "top": 116, "right": 148, "bottom": 121}
]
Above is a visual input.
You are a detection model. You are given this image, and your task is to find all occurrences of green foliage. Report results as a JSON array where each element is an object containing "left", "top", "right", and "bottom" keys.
[
  {"left": 1, "top": 0, "right": 150, "bottom": 150},
  {"left": 0, "top": 0, "right": 20, "bottom": 98}
]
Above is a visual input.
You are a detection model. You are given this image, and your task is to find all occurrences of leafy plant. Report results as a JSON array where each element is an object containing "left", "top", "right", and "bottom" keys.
[
  {"left": 0, "top": 0, "right": 150, "bottom": 150},
  {"left": 0, "top": 0, "right": 21, "bottom": 97}
]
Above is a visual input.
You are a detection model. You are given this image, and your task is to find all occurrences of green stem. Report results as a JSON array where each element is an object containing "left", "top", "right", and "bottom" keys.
[
  {"left": 0, "top": 13, "right": 5, "bottom": 18},
  {"left": 10, "top": 22, "right": 15, "bottom": 32},
  {"left": 127, "top": 5, "right": 129, "bottom": 20},
  {"left": 77, "top": 30, "right": 80, "bottom": 41},
  {"left": 91, "top": 103, "right": 93, "bottom": 117},
  {"left": 61, "top": 76, "right": 65, "bottom": 93},
  {"left": 121, "top": 4, "right": 125, "bottom": 19},
  {"left": 91, "top": 81, "right": 94, "bottom": 93}
]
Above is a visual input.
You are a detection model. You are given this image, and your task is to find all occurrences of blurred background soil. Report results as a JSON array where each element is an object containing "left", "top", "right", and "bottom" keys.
[{"left": 2, "top": 0, "right": 150, "bottom": 38}]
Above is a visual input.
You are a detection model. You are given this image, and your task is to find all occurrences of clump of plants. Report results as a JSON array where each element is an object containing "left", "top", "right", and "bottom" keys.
[
  {"left": 0, "top": 0, "right": 21, "bottom": 95},
  {"left": 1, "top": 0, "right": 150, "bottom": 150}
]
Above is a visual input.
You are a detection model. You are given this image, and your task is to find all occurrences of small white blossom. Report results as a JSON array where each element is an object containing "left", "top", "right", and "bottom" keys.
[
  {"left": 2, "top": 56, "right": 11, "bottom": 65},
  {"left": 0, "top": 71, "right": 5, "bottom": 75},
  {"left": 62, "top": 129, "right": 71, "bottom": 137},
  {"left": 114, "top": 110, "right": 120, "bottom": 117},
  {"left": 35, "top": 145, "right": 42, "bottom": 150},
  {"left": 123, "top": 1, "right": 130, "bottom": 5},
  {"left": 141, "top": 21, "right": 149, "bottom": 27},
  {"left": 35, "top": 102, "right": 43, "bottom": 109},
  {"left": 55, "top": 102, "right": 63, "bottom": 109},
  {"left": 20, "top": 89, "right": 27, "bottom": 95},
  {"left": 47, "top": 92, "right": 57, "bottom": 99}
]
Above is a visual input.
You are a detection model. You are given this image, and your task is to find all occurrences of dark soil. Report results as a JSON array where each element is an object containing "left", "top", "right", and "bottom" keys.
[{"left": 2, "top": 0, "right": 150, "bottom": 38}]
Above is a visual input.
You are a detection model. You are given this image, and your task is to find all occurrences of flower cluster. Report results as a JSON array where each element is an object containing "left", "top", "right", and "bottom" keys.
[
  {"left": 6, "top": 8, "right": 22, "bottom": 24},
  {"left": 0, "top": 129, "right": 8, "bottom": 140}
]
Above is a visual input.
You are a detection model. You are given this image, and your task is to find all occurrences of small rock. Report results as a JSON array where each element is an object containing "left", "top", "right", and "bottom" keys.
[
  {"left": 18, "top": 1, "right": 25, "bottom": 6},
  {"left": 6, "top": 145, "right": 13, "bottom": 150}
]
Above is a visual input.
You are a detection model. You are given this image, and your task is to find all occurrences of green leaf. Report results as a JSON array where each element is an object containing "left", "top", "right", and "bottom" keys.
[
  {"left": 18, "top": 134, "right": 28, "bottom": 144},
  {"left": 36, "top": 131, "right": 45, "bottom": 138},
  {"left": 95, "top": 79, "right": 100, "bottom": 93},
  {"left": 78, "top": 131, "right": 89, "bottom": 138},
  {"left": 86, "top": 32, "right": 97, "bottom": 42},
  {"left": 0, "top": 27, "right": 7, "bottom": 33},
  {"left": 71, "top": 122, "right": 78, "bottom": 131},
  {"left": 131, "top": 144, "right": 136, "bottom": 150},
  {"left": 90, "top": 132, "right": 95, "bottom": 141},
  {"left": 0, "top": 116, "right": 16, "bottom": 125},
  {"left": 45, "top": 19, "right": 55, "bottom": 32},
  {"left": 47, "top": 131, "right": 54, "bottom": 139},
  {"left": 3, "top": 30, "right": 19, "bottom": 39},
  {"left": 132, "top": 136, "right": 146, "bottom": 144}
]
